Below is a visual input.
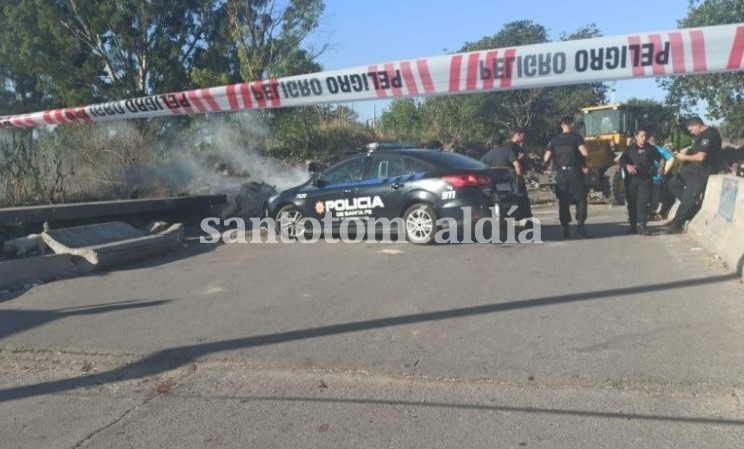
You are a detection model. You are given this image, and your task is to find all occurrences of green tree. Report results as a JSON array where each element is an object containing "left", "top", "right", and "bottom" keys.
[
  {"left": 487, "top": 24, "right": 607, "bottom": 150},
  {"left": 55, "top": 0, "right": 221, "bottom": 98},
  {"left": 0, "top": 0, "right": 101, "bottom": 112},
  {"left": 0, "top": 0, "right": 228, "bottom": 114},
  {"left": 225, "top": 0, "right": 326, "bottom": 82},
  {"left": 268, "top": 104, "right": 372, "bottom": 161},
  {"left": 0, "top": 0, "right": 346, "bottom": 205},
  {"left": 659, "top": 0, "right": 744, "bottom": 136},
  {"left": 376, "top": 21, "right": 607, "bottom": 154},
  {"left": 720, "top": 104, "right": 744, "bottom": 139},
  {"left": 376, "top": 98, "right": 424, "bottom": 142},
  {"left": 210, "top": 1, "right": 332, "bottom": 160}
]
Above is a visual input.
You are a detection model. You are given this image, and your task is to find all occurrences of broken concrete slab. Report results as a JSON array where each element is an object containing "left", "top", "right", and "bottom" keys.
[
  {"left": 1, "top": 222, "right": 185, "bottom": 290},
  {"left": 85, "top": 224, "right": 185, "bottom": 269},
  {"left": 41, "top": 221, "right": 184, "bottom": 269}
]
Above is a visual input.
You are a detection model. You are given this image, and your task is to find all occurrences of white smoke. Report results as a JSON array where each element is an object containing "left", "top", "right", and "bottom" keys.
[
  {"left": 133, "top": 111, "right": 310, "bottom": 197},
  {"left": 205, "top": 111, "right": 309, "bottom": 192}
]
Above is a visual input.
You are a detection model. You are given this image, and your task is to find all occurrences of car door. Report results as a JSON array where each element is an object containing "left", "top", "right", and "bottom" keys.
[
  {"left": 307, "top": 156, "right": 368, "bottom": 228},
  {"left": 356, "top": 153, "right": 414, "bottom": 221}
]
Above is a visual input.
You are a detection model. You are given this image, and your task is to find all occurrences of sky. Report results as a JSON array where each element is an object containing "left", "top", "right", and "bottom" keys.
[{"left": 313, "top": 0, "right": 699, "bottom": 124}]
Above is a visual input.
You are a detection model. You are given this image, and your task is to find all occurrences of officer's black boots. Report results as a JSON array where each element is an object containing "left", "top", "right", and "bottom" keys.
[{"left": 625, "top": 223, "right": 651, "bottom": 235}]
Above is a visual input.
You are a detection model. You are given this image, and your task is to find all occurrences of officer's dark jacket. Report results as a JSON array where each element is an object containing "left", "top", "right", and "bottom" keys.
[
  {"left": 547, "top": 132, "right": 586, "bottom": 168},
  {"left": 689, "top": 127, "right": 723, "bottom": 171},
  {"left": 481, "top": 144, "right": 516, "bottom": 168},
  {"left": 509, "top": 141, "right": 527, "bottom": 171},
  {"left": 619, "top": 143, "right": 662, "bottom": 179}
]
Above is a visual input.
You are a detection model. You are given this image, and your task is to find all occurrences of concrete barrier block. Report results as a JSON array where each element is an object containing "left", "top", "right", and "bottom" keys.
[
  {"left": 89, "top": 224, "right": 184, "bottom": 269},
  {"left": 42, "top": 221, "right": 144, "bottom": 251},
  {"left": 41, "top": 221, "right": 184, "bottom": 271},
  {"left": 688, "top": 175, "right": 744, "bottom": 279}
]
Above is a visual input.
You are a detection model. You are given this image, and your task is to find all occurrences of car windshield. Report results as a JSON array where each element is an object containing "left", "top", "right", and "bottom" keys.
[
  {"left": 321, "top": 156, "right": 366, "bottom": 185},
  {"left": 416, "top": 151, "right": 488, "bottom": 170}
]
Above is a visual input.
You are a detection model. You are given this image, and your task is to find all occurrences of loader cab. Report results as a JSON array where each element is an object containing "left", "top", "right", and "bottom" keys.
[{"left": 575, "top": 103, "right": 648, "bottom": 145}]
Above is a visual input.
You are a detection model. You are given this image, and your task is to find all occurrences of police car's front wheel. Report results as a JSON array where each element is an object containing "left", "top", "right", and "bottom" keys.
[
  {"left": 404, "top": 203, "right": 438, "bottom": 245},
  {"left": 276, "top": 205, "right": 304, "bottom": 239}
]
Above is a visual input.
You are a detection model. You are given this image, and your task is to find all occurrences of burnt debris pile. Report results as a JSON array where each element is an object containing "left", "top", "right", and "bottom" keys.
[{"left": 220, "top": 181, "right": 278, "bottom": 222}]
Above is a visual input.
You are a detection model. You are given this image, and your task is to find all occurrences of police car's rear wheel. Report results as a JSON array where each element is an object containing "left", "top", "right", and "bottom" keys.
[
  {"left": 404, "top": 203, "right": 437, "bottom": 245},
  {"left": 276, "top": 205, "right": 304, "bottom": 239}
]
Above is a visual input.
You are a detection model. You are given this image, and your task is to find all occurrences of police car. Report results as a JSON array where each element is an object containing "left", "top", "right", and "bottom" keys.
[{"left": 263, "top": 146, "right": 528, "bottom": 244}]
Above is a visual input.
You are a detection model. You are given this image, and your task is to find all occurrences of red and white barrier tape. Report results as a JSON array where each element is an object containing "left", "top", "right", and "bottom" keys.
[{"left": 2, "top": 23, "right": 743, "bottom": 129}]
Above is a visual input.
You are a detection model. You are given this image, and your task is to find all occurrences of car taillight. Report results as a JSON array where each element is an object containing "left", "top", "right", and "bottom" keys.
[{"left": 442, "top": 174, "right": 492, "bottom": 188}]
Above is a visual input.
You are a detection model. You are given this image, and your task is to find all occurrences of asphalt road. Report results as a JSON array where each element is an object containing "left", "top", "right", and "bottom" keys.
[{"left": 1, "top": 203, "right": 742, "bottom": 449}]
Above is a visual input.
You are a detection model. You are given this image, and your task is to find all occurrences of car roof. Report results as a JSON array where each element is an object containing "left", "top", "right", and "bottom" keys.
[
  {"left": 331, "top": 148, "right": 486, "bottom": 169},
  {"left": 370, "top": 149, "right": 489, "bottom": 169},
  {"left": 372, "top": 148, "right": 435, "bottom": 155}
]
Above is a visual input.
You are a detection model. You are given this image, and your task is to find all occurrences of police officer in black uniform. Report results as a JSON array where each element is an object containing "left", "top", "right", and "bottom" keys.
[
  {"left": 483, "top": 129, "right": 535, "bottom": 230},
  {"left": 662, "top": 116, "right": 723, "bottom": 233},
  {"left": 618, "top": 128, "right": 662, "bottom": 235},
  {"left": 507, "top": 128, "right": 534, "bottom": 224},
  {"left": 481, "top": 132, "right": 522, "bottom": 175},
  {"left": 508, "top": 128, "right": 528, "bottom": 179},
  {"left": 544, "top": 116, "right": 591, "bottom": 239}
]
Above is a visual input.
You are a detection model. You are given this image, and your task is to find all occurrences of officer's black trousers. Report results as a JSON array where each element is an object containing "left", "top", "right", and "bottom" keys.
[
  {"left": 667, "top": 166, "right": 712, "bottom": 226},
  {"left": 555, "top": 169, "right": 587, "bottom": 226},
  {"left": 517, "top": 180, "right": 533, "bottom": 219},
  {"left": 625, "top": 176, "right": 652, "bottom": 227}
]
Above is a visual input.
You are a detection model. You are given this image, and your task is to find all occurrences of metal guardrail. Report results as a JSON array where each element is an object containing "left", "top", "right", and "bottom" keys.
[{"left": 0, "top": 195, "right": 227, "bottom": 225}]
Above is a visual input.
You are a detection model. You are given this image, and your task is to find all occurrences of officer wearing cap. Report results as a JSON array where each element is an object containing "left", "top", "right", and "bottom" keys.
[{"left": 543, "top": 115, "right": 590, "bottom": 239}]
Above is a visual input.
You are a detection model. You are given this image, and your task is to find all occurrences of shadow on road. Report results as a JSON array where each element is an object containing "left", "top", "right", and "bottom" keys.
[
  {"left": 385, "top": 220, "right": 649, "bottom": 245},
  {"left": 0, "top": 289, "right": 26, "bottom": 304},
  {"left": 537, "top": 221, "right": 635, "bottom": 242},
  {"left": 0, "top": 299, "right": 171, "bottom": 340},
  {"left": 0, "top": 271, "right": 739, "bottom": 407},
  {"left": 227, "top": 395, "right": 744, "bottom": 426}
]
